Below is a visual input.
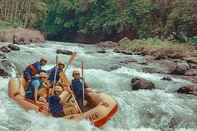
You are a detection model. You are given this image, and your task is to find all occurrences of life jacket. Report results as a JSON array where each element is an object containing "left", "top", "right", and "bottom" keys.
[
  {"left": 48, "top": 95, "right": 64, "bottom": 117},
  {"left": 27, "top": 62, "right": 41, "bottom": 76},
  {"left": 48, "top": 67, "right": 62, "bottom": 82},
  {"left": 71, "top": 79, "right": 83, "bottom": 98}
]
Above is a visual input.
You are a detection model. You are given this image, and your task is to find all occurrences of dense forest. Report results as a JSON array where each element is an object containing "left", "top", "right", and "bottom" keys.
[{"left": 0, "top": 0, "right": 197, "bottom": 43}]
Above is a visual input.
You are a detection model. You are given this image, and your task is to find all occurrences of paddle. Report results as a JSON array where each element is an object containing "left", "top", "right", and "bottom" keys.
[
  {"left": 81, "top": 61, "right": 85, "bottom": 106},
  {"left": 60, "top": 52, "right": 83, "bottom": 113},
  {"left": 52, "top": 55, "right": 58, "bottom": 95},
  {"left": 64, "top": 52, "right": 77, "bottom": 72}
]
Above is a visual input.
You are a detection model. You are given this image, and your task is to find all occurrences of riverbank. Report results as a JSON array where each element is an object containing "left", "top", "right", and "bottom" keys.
[{"left": 102, "top": 37, "right": 197, "bottom": 95}]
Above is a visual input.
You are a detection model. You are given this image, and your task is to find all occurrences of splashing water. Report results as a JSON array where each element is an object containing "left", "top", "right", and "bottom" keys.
[{"left": 0, "top": 41, "right": 196, "bottom": 131}]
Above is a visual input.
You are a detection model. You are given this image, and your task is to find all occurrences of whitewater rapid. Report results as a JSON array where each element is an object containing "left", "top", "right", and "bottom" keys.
[{"left": 0, "top": 41, "right": 196, "bottom": 131}]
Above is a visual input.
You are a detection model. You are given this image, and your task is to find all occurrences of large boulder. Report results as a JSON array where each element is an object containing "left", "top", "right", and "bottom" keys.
[
  {"left": 184, "top": 57, "right": 197, "bottom": 64},
  {"left": 161, "top": 76, "right": 172, "bottom": 81},
  {"left": 0, "top": 28, "right": 45, "bottom": 44},
  {"left": 8, "top": 44, "right": 20, "bottom": 51},
  {"left": 184, "top": 69, "right": 197, "bottom": 76},
  {"left": 0, "top": 68, "right": 9, "bottom": 77},
  {"left": 118, "top": 37, "right": 131, "bottom": 46},
  {"left": 56, "top": 49, "right": 73, "bottom": 55},
  {"left": 97, "top": 49, "right": 106, "bottom": 53},
  {"left": 0, "top": 46, "right": 11, "bottom": 53},
  {"left": 177, "top": 85, "right": 197, "bottom": 96},
  {"left": 158, "top": 60, "right": 177, "bottom": 74},
  {"left": 131, "top": 77, "right": 155, "bottom": 90},
  {"left": 172, "top": 62, "right": 190, "bottom": 75}
]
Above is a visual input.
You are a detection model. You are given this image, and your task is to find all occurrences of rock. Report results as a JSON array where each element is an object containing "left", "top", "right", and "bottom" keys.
[
  {"left": 177, "top": 85, "right": 197, "bottom": 96},
  {"left": 153, "top": 52, "right": 167, "bottom": 60},
  {"left": 118, "top": 37, "right": 131, "bottom": 46},
  {"left": 181, "top": 76, "right": 197, "bottom": 84},
  {"left": 120, "top": 59, "right": 137, "bottom": 64},
  {"left": 161, "top": 76, "right": 172, "bottom": 81},
  {"left": 121, "top": 50, "right": 133, "bottom": 55},
  {"left": 0, "top": 52, "right": 6, "bottom": 59},
  {"left": 184, "top": 69, "right": 197, "bottom": 76},
  {"left": 0, "top": 68, "right": 9, "bottom": 77},
  {"left": 131, "top": 77, "right": 155, "bottom": 90},
  {"left": 189, "top": 63, "right": 197, "bottom": 69},
  {"left": 113, "top": 48, "right": 121, "bottom": 53},
  {"left": 184, "top": 57, "right": 197, "bottom": 64},
  {"left": 8, "top": 44, "right": 20, "bottom": 51},
  {"left": 143, "top": 67, "right": 160, "bottom": 73},
  {"left": 113, "top": 48, "right": 133, "bottom": 55},
  {"left": 0, "top": 28, "right": 45, "bottom": 44},
  {"left": 110, "top": 65, "right": 121, "bottom": 70},
  {"left": 97, "top": 41, "right": 118, "bottom": 48},
  {"left": 158, "top": 60, "right": 177, "bottom": 74},
  {"left": 172, "top": 62, "right": 190, "bottom": 75},
  {"left": 56, "top": 49, "right": 73, "bottom": 55},
  {"left": 0, "top": 46, "right": 11, "bottom": 53},
  {"left": 97, "top": 49, "right": 106, "bottom": 53}
]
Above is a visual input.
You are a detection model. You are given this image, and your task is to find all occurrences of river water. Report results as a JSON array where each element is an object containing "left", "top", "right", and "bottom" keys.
[{"left": 0, "top": 41, "right": 197, "bottom": 131}]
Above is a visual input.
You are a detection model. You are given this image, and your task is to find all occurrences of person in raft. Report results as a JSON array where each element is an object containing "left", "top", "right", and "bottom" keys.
[
  {"left": 23, "top": 58, "right": 47, "bottom": 82},
  {"left": 71, "top": 70, "right": 88, "bottom": 111},
  {"left": 47, "top": 62, "right": 65, "bottom": 84},
  {"left": 25, "top": 72, "right": 50, "bottom": 103},
  {"left": 37, "top": 72, "right": 52, "bottom": 103},
  {"left": 48, "top": 86, "right": 65, "bottom": 117}
]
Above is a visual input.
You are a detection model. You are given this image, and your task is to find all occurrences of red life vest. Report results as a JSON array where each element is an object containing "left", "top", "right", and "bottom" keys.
[{"left": 28, "top": 64, "right": 38, "bottom": 76}]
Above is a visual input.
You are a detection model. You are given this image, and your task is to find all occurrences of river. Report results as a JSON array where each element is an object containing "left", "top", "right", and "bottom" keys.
[{"left": 0, "top": 41, "right": 197, "bottom": 131}]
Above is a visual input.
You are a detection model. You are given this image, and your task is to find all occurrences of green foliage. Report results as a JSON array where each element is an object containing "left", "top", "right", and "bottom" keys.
[
  {"left": 30, "top": 0, "right": 195, "bottom": 42},
  {"left": 190, "top": 36, "right": 197, "bottom": 46}
]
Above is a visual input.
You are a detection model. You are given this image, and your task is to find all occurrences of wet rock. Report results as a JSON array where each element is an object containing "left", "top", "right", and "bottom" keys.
[
  {"left": 0, "top": 52, "right": 6, "bottom": 59},
  {"left": 113, "top": 48, "right": 121, "bottom": 53},
  {"left": 0, "top": 46, "right": 11, "bottom": 53},
  {"left": 131, "top": 77, "right": 155, "bottom": 90},
  {"left": 184, "top": 69, "right": 197, "bottom": 76},
  {"left": 0, "top": 68, "right": 9, "bottom": 77},
  {"left": 158, "top": 60, "right": 177, "bottom": 74},
  {"left": 189, "top": 63, "right": 197, "bottom": 69},
  {"left": 153, "top": 51, "right": 167, "bottom": 60},
  {"left": 56, "top": 49, "right": 73, "bottom": 55},
  {"left": 97, "top": 49, "right": 106, "bottom": 53},
  {"left": 168, "top": 52, "right": 185, "bottom": 59},
  {"left": 118, "top": 37, "right": 131, "bottom": 46},
  {"left": 97, "top": 41, "right": 118, "bottom": 48},
  {"left": 121, "top": 50, "right": 133, "bottom": 55},
  {"left": 161, "top": 76, "right": 172, "bottom": 81},
  {"left": 144, "top": 55, "right": 155, "bottom": 62},
  {"left": 143, "top": 67, "right": 160, "bottom": 73},
  {"left": 181, "top": 76, "right": 197, "bottom": 84},
  {"left": 184, "top": 57, "right": 197, "bottom": 64},
  {"left": 177, "top": 84, "right": 197, "bottom": 96},
  {"left": 172, "top": 62, "right": 190, "bottom": 75},
  {"left": 110, "top": 65, "right": 121, "bottom": 70},
  {"left": 8, "top": 44, "right": 20, "bottom": 51},
  {"left": 120, "top": 59, "right": 137, "bottom": 64},
  {"left": 113, "top": 48, "right": 133, "bottom": 55}
]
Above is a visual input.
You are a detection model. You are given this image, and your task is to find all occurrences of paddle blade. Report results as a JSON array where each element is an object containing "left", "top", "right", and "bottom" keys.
[{"left": 68, "top": 52, "right": 77, "bottom": 65}]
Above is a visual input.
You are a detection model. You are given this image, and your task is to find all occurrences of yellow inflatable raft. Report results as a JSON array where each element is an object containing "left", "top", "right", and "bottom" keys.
[{"left": 8, "top": 78, "right": 118, "bottom": 127}]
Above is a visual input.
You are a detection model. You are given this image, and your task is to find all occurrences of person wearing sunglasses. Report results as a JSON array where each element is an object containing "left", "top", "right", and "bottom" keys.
[{"left": 71, "top": 70, "right": 88, "bottom": 111}]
